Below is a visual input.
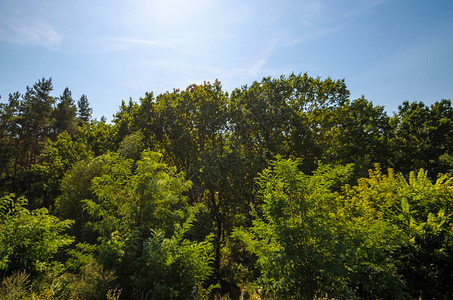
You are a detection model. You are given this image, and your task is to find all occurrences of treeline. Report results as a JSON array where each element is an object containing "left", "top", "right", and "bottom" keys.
[{"left": 0, "top": 74, "right": 452, "bottom": 299}]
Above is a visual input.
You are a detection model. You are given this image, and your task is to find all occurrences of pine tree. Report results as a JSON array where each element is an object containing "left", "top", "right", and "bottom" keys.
[
  {"left": 53, "top": 87, "right": 77, "bottom": 136},
  {"left": 77, "top": 94, "right": 92, "bottom": 124}
]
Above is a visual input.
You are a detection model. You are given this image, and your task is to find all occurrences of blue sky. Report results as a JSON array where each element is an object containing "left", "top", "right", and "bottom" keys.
[{"left": 1, "top": 0, "right": 452, "bottom": 121}]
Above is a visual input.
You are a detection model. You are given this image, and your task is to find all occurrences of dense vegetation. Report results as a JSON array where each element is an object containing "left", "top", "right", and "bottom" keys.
[{"left": 0, "top": 74, "right": 452, "bottom": 299}]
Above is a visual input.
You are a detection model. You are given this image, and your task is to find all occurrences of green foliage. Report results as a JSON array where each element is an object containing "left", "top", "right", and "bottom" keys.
[
  {"left": 67, "top": 260, "right": 117, "bottom": 300},
  {"left": 233, "top": 157, "right": 359, "bottom": 298},
  {"left": 343, "top": 166, "right": 453, "bottom": 299},
  {"left": 96, "top": 213, "right": 214, "bottom": 299},
  {"left": 0, "top": 193, "right": 27, "bottom": 219},
  {"left": 1, "top": 75, "right": 452, "bottom": 299},
  {"left": 315, "top": 96, "right": 390, "bottom": 166},
  {"left": 55, "top": 154, "right": 112, "bottom": 243},
  {"left": 31, "top": 131, "right": 92, "bottom": 208},
  {"left": 1, "top": 78, "right": 57, "bottom": 194},
  {"left": 235, "top": 158, "right": 453, "bottom": 299},
  {"left": 18, "top": 78, "right": 55, "bottom": 146},
  {"left": 229, "top": 73, "right": 389, "bottom": 180},
  {"left": 53, "top": 87, "right": 78, "bottom": 136},
  {"left": 0, "top": 93, "right": 21, "bottom": 188},
  {"left": 83, "top": 150, "right": 191, "bottom": 238},
  {"left": 74, "top": 150, "right": 215, "bottom": 298},
  {"left": 146, "top": 80, "right": 229, "bottom": 173},
  {"left": 77, "top": 120, "right": 116, "bottom": 157},
  {"left": 231, "top": 74, "right": 317, "bottom": 166},
  {"left": 0, "top": 194, "right": 74, "bottom": 278},
  {"left": 23, "top": 241, "right": 117, "bottom": 300},
  {"left": 65, "top": 242, "right": 98, "bottom": 273},
  {"left": 113, "top": 99, "right": 139, "bottom": 145},
  {"left": 110, "top": 84, "right": 239, "bottom": 285},
  {"left": 390, "top": 99, "right": 453, "bottom": 174},
  {"left": 132, "top": 220, "right": 214, "bottom": 299},
  {"left": 0, "top": 79, "right": 85, "bottom": 198},
  {"left": 77, "top": 94, "right": 92, "bottom": 125},
  {"left": 117, "top": 131, "right": 145, "bottom": 160}
]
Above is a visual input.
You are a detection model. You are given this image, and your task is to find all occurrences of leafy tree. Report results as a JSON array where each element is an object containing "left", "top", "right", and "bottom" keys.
[
  {"left": 233, "top": 158, "right": 409, "bottom": 299},
  {"left": 78, "top": 150, "right": 214, "bottom": 298},
  {"left": 31, "top": 131, "right": 92, "bottom": 209},
  {"left": 113, "top": 98, "right": 139, "bottom": 145},
  {"left": 0, "top": 270, "right": 31, "bottom": 300},
  {"left": 313, "top": 97, "right": 391, "bottom": 169},
  {"left": 84, "top": 150, "right": 190, "bottom": 239},
  {"left": 2, "top": 73, "right": 453, "bottom": 298},
  {"left": 132, "top": 92, "right": 158, "bottom": 150},
  {"left": 389, "top": 99, "right": 453, "bottom": 174},
  {"left": 0, "top": 194, "right": 74, "bottom": 279},
  {"left": 135, "top": 224, "right": 213, "bottom": 299},
  {"left": 230, "top": 74, "right": 319, "bottom": 168},
  {"left": 144, "top": 82, "right": 229, "bottom": 172},
  {"left": 77, "top": 120, "right": 116, "bottom": 157},
  {"left": 133, "top": 82, "right": 240, "bottom": 282},
  {"left": 0, "top": 80, "right": 86, "bottom": 196},
  {"left": 233, "top": 158, "right": 355, "bottom": 298},
  {"left": 390, "top": 101, "right": 432, "bottom": 173},
  {"left": 55, "top": 152, "right": 123, "bottom": 243},
  {"left": 343, "top": 166, "right": 453, "bottom": 299},
  {"left": 117, "top": 131, "right": 146, "bottom": 160}
]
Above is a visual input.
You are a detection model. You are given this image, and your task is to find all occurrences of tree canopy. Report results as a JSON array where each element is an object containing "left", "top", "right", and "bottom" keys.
[{"left": 0, "top": 74, "right": 451, "bottom": 299}]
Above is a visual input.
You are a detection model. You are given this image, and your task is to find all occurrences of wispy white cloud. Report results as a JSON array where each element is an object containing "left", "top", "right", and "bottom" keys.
[
  {"left": 288, "top": 26, "right": 343, "bottom": 46},
  {"left": 0, "top": 21, "right": 61, "bottom": 49},
  {"left": 285, "top": 0, "right": 390, "bottom": 46},
  {"left": 229, "top": 37, "right": 280, "bottom": 78},
  {"left": 106, "top": 37, "right": 178, "bottom": 50}
]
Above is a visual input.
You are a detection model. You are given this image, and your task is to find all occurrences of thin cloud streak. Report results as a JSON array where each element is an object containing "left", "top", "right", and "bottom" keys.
[
  {"left": 287, "top": 26, "right": 343, "bottom": 46},
  {"left": 107, "top": 37, "right": 178, "bottom": 50},
  {"left": 0, "top": 21, "right": 61, "bottom": 49},
  {"left": 228, "top": 37, "right": 281, "bottom": 79}
]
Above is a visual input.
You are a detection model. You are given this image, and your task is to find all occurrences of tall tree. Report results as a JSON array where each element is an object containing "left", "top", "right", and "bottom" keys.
[
  {"left": 130, "top": 82, "right": 255, "bottom": 285},
  {"left": 16, "top": 78, "right": 55, "bottom": 192},
  {"left": 77, "top": 94, "right": 92, "bottom": 124},
  {"left": 230, "top": 73, "right": 351, "bottom": 172},
  {"left": 0, "top": 93, "right": 21, "bottom": 191},
  {"left": 53, "top": 87, "right": 77, "bottom": 136}
]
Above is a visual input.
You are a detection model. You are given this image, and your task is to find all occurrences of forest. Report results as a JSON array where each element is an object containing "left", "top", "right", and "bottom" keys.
[{"left": 0, "top": 73, "right": 452, "bottom": 299}]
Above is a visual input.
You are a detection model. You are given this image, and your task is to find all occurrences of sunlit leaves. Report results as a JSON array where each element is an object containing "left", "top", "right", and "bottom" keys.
[{"left": 0, "top": 194, "right": 74, "bottom": 276}]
